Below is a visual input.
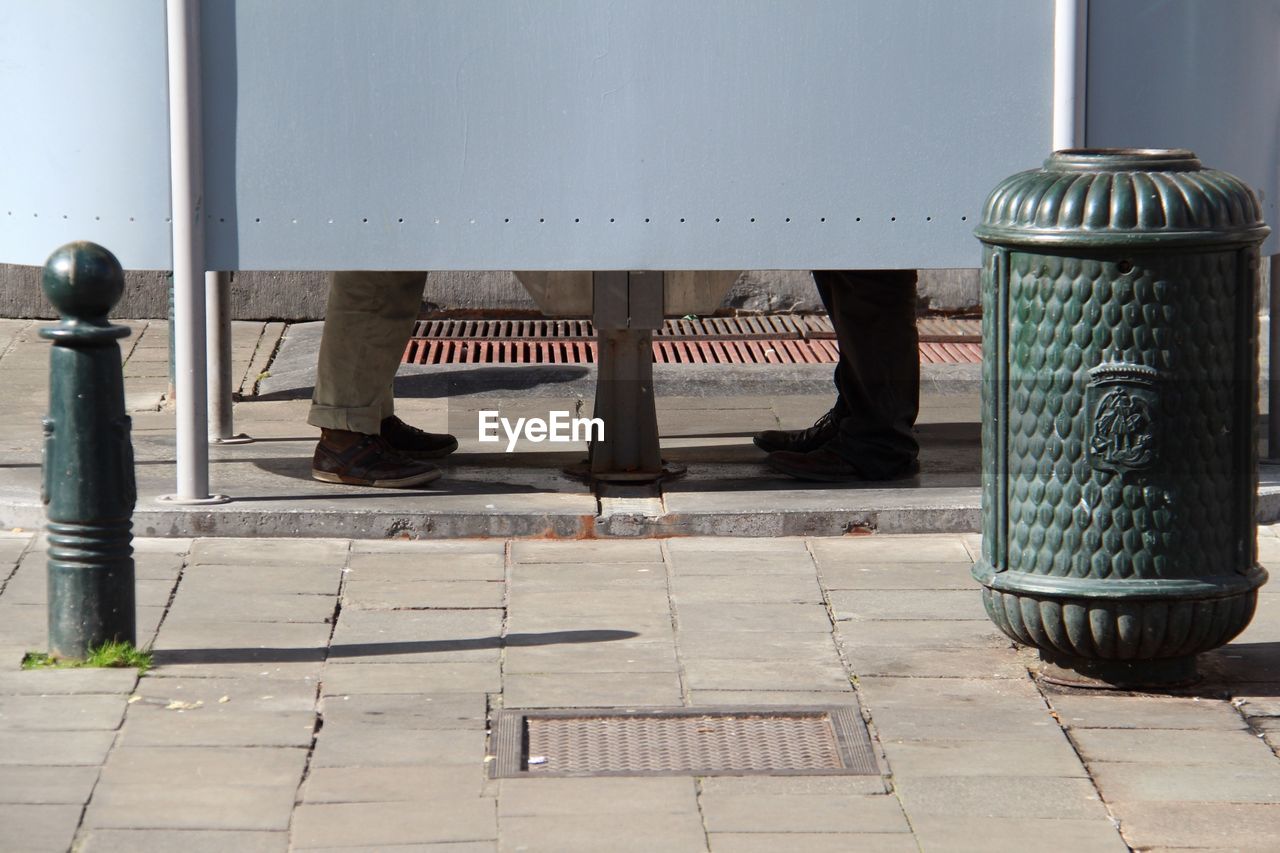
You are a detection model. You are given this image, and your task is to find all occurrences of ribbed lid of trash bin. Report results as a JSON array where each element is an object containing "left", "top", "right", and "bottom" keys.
[{"left": 975, "top": 148, "right": 1269, "bottom": 248}]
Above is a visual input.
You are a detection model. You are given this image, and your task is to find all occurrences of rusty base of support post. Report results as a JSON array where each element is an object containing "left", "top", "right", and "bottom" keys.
[
  {"left": 1036, "top": 650, "right": 1199, "bottom": 691},
  {"left": 564, "top": 459, "right": 687, "bottom": 485}
]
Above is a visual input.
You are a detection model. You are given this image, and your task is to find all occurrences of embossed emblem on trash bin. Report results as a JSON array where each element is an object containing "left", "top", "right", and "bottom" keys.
[{"left": 1086, "top": 364, "right": 1159, "bottom": 473}]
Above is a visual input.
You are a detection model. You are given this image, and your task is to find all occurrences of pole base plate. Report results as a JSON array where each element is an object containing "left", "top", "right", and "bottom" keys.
[
  {"left": 209, "top": 434, "right": 254, "bottom": 445},
  {"left": 155, "top": 493, "right": 231, "bottom": 506}
]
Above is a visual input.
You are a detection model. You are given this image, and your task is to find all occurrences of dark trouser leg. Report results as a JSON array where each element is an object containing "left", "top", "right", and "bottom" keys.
[{"left": 813, "top": 269, "right": 920, "bottom": 479}]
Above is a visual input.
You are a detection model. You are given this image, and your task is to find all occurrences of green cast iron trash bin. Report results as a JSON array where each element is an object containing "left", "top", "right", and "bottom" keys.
[{"left": 973, "top": 148, "right": 1270, "bottom": 688}]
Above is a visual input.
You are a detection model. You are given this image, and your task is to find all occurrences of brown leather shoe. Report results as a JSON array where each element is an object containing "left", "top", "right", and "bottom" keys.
[
  {"left": 312, "top": 429, "right": 443, "bottom": 488},
  {"left": 380, "top": 416, "right": 458, "bottom": 459}
]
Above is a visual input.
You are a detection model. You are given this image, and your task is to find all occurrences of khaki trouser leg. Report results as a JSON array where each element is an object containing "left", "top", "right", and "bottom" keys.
[{"left": 308, "top": 270, "right": 426, "bottom": 435}]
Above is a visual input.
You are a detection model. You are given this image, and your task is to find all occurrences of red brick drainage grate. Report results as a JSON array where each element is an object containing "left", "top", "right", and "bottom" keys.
[
  {"left": 403, "top": 316, "right": 981, "bottom": 366},
  {"left": 490, "top": 706, "right": 879, "bottom": 778}
]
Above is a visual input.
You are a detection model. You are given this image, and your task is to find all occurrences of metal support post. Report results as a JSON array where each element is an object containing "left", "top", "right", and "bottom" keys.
[
  {"left": 1053, "top": 0, "right": 1088, "bottom": 151},
  {"left": 160, "top": 0, "right": 227, "bottom": 504},
  {"left": 39, "top": 243, "right": 136, "bottom": 660},
  {"left": 581, "top": 271, "right": 684, "bottom": 483},
  {"left": 593, "top": 327, "right": 662, "bottom": 476},
  {"left": 167, "top": 272, "right": 176, "bottom": 402},
  {"left": 1270, "top": 254, "right": 1280, "bottom": 459},
  {"left": 206, "top": 271, "right": 252, "bottom": 444}
]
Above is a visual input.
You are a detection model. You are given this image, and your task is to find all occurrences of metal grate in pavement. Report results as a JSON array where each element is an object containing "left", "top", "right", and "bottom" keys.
[
  {"left": 919, "top": 341, "right": 983, "bottom": 364},
  {"left": 402, "top": 338, "right": 847, "bottom": 365},
  {"left": 404, "top": 314, "right": 981, "bottom": 366},
  {"left": 410, "top": 315, "right": 841, "bottom": 341},
  {"left": 490, "top": 706, "right": 879, "bottom": 778},
  {"left": 917, "top": 316, "right": 982, "bottom": 341},
  {"left": 653, "top": 338, "right": 840, "bottom": 364},
  {"left": 404, "top": 338, "right": 598, "bottom": 364}
]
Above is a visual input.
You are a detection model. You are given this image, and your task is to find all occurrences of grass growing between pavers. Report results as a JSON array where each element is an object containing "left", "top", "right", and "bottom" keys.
[{"left": 22, "top": 641, "right": 152, "bottom": 674}]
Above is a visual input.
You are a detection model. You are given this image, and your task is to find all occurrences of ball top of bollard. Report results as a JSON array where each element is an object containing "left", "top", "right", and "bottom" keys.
[{"left": 42, "top": 242, "right": 125, "bottom": 322}]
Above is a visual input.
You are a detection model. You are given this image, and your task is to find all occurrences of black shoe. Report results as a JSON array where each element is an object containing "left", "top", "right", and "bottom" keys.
[
  {"left": 380, "top": 416, "right": 458, "bottom": 459},
  {"left": 312, "top": 430, "right": 443, "bottom": 488},
  {"left": 753, "top": 408, "right": 841, "bottom": 454},
  {"left": 766, "top": 445, "right": 918, "bottom": 483}
]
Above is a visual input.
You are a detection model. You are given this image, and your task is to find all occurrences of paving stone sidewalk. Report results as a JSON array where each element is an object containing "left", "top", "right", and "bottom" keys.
[{"left": 1, "top": 530, "right": 1279, "bottom": 852}]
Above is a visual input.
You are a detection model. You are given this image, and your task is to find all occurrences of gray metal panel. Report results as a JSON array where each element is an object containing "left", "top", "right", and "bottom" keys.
[
  {"left": 0, "top": 1, "right": 1058, "bottom": 272},
  {"left": 1086, "top": 0, "right": 1280, "bottom": 257},
  {"left": 0, "top": 0, "right": 173, "bottom": 270},
  {"left": 202, "top": 0, "right": 1054, "bottom": 271}
]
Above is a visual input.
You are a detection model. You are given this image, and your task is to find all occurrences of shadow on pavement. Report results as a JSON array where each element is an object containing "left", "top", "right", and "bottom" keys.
[
  {"left": 150, "top": 629, "right": 640, "bottom": 666},
  {"left": 1198, "top": 641, "right": 1280, "bottom": 695},
  {"left": 244, "top": 462, "right": 576, "bottom": 497}
]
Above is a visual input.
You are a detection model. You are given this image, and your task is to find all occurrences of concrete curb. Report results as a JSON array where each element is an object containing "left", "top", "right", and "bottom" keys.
[
  {"left": 0, "top": 497, "right": 982, "bottom": 539},
  {"left": 6, "top": 482, "right": 1280, "bottom": 540}
]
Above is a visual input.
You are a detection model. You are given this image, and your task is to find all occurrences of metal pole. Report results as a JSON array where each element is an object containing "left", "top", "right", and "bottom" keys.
[
  {"left": 1270, "top": 255, "right": 1280, "bottom": 459},
  {"left": 1053, "top": 0, "right": 1088, "bottom": 150},
  {"left": 166, "top": 272, "right": 176, "bottom": 402},
  {"left": 160, "top": 0, "right": 227, "bottom": 504},
  {"left": 206, "top": 270, "right": 252, "bottom": 444}
]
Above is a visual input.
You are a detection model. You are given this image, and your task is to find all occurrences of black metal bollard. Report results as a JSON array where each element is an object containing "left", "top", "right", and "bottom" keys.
[{"left": 40, "top": 242, "right": 137, "bottom": 660}]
